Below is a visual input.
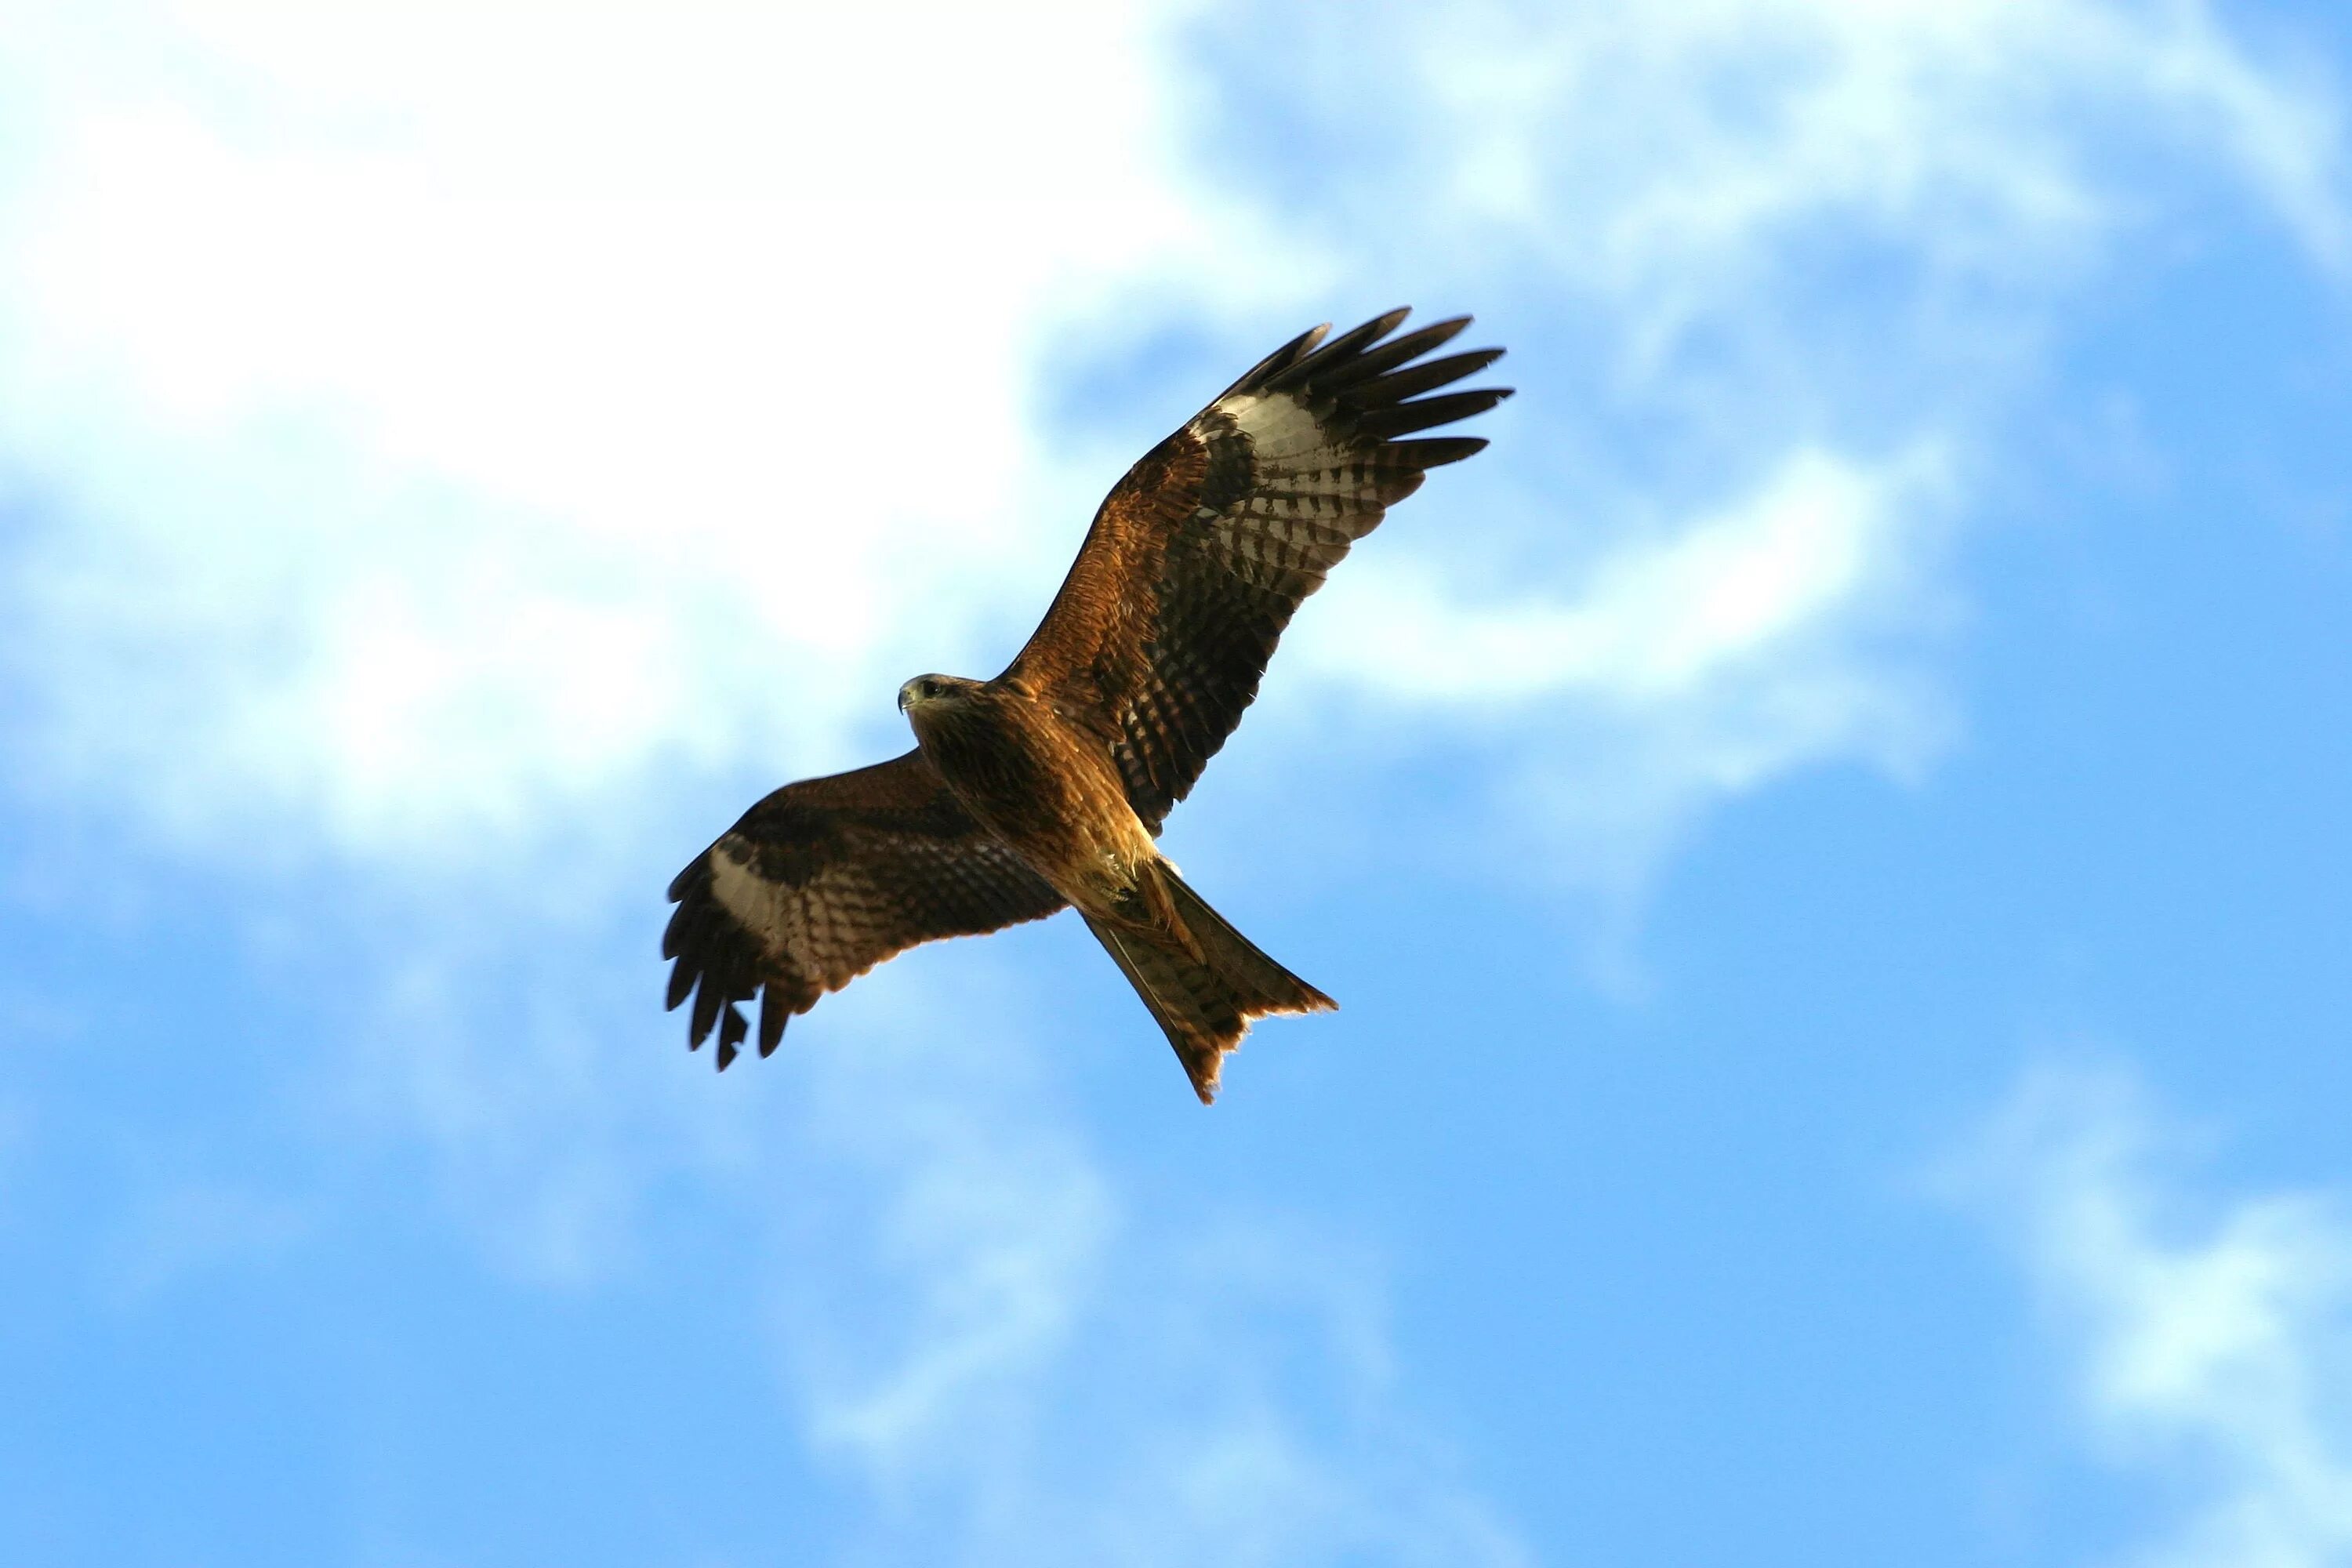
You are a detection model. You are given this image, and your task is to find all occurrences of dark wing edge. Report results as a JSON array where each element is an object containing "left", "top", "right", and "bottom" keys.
[
  {"left": 661, "top": 750, "right": 1065, "bottom": 1069},
  {"left": 1007, "top": 307, "right": 1510, "bottom": 829}
]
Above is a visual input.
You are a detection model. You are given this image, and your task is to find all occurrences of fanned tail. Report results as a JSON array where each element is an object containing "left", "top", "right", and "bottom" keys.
[{"left": 1086, "top": 862, "right": 1335, "bottom": 1104}]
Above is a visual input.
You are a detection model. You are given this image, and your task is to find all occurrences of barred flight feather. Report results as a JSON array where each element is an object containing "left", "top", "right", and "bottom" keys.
[{"left": 1008, "top": 307, "right": 1512, "bottom": 829}]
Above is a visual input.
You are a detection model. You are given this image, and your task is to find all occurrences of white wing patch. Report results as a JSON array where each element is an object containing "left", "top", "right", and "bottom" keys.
[
  {"left": 1220, "top": 390, "right": 1327, "bottom": 461},
  {"left": 1189, "top": 391, "right": 1395, "bottom": 592},
  {"left": 707, "top": 837, "right": 787, "bottom": 942}
]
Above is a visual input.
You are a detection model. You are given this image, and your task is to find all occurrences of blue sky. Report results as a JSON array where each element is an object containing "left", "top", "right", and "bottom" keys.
[{"left": 3, "top": 1, "right": 2350, "bottom": 1563}]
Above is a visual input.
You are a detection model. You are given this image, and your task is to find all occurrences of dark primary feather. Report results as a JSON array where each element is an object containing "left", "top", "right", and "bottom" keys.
[
  {"left": 1007, "top": 307, "right": 1511, "bottom": 828},
  {"left": 1210, "top": 321, "right": 1330, "bottom": 401},
  {"left": 1261, "top": 307, "right": 1410, "bottom": 390},
  {"left": 1312, "top": 318, "right": 1480, "bottom": 390},
  {"left": 662, "top": 750, "right": 1064, "bottom": 1069}
]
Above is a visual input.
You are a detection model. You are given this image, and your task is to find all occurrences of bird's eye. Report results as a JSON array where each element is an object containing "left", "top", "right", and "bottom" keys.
[{"left": 919, "top": 680, "right": 936, "bottom": 699}]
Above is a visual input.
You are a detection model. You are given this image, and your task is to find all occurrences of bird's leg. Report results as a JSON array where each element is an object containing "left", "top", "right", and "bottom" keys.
[{"left": 1078, "top": 848, "right": 1201, "bottom": 961}]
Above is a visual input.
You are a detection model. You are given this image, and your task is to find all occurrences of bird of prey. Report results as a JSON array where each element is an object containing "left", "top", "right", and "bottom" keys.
[{"left": 662, "top": 308, "right": 1508, "bottom": 1102}]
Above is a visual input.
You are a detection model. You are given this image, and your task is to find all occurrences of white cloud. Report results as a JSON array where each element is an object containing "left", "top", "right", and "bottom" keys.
[
  {"left": 0, "top": 0, "right": 2323, "bottom": 870},
  {"left": 2, "top": 0, "right": 2342, "bottom": 889},
  {"left": 1953, "top": 1061, "right": 2352, "bottom": 1568},
  {"left": 0, "top": 0, "right": 1279, "bottom": 851},
  {"left": 781, "top": 989, "right": 1117, "bottom": 1480},
  {"left": 1301, "top": 442, "right": 1951, "bottom": 713},
  {"left": 326, "top": 916, "right": 1528, "bottom": 1565},
  {"left": 1156, "top": 0, "right": 2343, "bottom": 919},
  {"left": 763, "top": 971, "right": 1531, "bottom": 1566},
  {"left": 1259, "top": 441, "right": 1954, "bottom": 934},
  {"left": 1334, "top": 0, "right": 2347, "bottom": 336}
]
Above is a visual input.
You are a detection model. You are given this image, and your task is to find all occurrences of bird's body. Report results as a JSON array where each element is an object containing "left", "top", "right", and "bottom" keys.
[
  {"left": 898, "top": 668, "right": 1337, "bottom": 1093},
  {"left": 899, "top": 672, "right": 1159, "bottom": 926},
  {"left": 664, "top": 308, "right": 1509, "bottom": 1101}
]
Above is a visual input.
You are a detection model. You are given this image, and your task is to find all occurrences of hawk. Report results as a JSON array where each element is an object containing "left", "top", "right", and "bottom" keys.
[{"left": 663, "top": 308, "right": 1509, "bottom": 1102}]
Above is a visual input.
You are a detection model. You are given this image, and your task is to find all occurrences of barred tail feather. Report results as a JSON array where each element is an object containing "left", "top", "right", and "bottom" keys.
[
  {"left": 1085, "top": 865, "right": 1334, "bottom": 1105},
  {"left": 1155, "top": 862, "right": 1334, "bottom": 1018}
]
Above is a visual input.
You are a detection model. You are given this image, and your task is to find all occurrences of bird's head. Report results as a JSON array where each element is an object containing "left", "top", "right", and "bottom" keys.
[{"left": 898, "top": 673, "right": 978, "bottom": 717}]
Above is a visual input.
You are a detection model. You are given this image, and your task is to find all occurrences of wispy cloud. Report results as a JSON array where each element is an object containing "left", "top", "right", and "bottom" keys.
[
  {"left": 1185, "top": 0, "right": 2347, "bottom": 912},
  {"left": 1308, "top": 445, "right": 1950, "bottom": 710},
  {"left": 1283, "top": 441, "right": 1955, "bottom": 914},
  {"left": 1952, "top": 1060, "right": 2352, "bottom": 1568},
  {"left": 15, "top": 1, "right": 2339, "bottom": 879},
  {"left": 326, "top": 908, "right": 1529, "bottom": 1564},
  {"left": 761, "top": 970, "right": 1530, "bottom": 1567},
  {"left": 1266, "top": 0, "right": 2348, "bottom": 337},
  {"left": 0, "top": 0, "right": 1269, "bottom": 853}
]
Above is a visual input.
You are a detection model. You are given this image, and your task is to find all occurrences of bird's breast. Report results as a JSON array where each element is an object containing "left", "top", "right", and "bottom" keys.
[{"left": 910, "top": 688, "right": 1150, "bottom": 906}]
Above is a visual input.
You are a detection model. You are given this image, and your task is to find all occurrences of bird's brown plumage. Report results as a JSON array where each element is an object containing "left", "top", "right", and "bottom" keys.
[
  {"left": 661, "top": 751, "right": 1062, "bottom": 1069},
  {"left": 1008, "top": 307, "right": 1506, "bottom": 829},
  {"left": 664, "top": 308, "right": 1509, "bottom": 1096}
]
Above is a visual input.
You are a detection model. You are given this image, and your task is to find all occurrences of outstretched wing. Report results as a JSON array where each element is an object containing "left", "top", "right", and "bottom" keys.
[
  {"left": 662, "top": 750, "right": 1064, "bottom": 1069},
  {"left": 1006, "top": 308, "right": 1509, "bottom": 829}
]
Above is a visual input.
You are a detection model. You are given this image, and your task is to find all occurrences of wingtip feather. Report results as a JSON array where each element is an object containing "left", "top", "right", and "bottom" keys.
[
  {"left": 717, "top": 1004, "right": 748, "bottom": 1070},
  {"left": 758, "top": 985, "right": 789, "bottom": 1057},
  {"left": 689, "top": 973, "right": 724, "bottom": 1047},
  {"left": 1312, "top": 317, "right": 1478, "bottom": 393},
  {"left": 1391, "top": 436, "right": 1490, "bottom": 467},
  {"left": 1359, "top": 387, "right": 1512, "bottom": 441},
  {"left": 1264, "top": 307, "right": 1414, "bottom": 393}
]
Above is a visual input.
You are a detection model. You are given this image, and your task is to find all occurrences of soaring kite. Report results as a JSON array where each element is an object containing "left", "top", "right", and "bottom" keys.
[{"left": 663, "top": 309, "right": 1509, "bottom": 1101}]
